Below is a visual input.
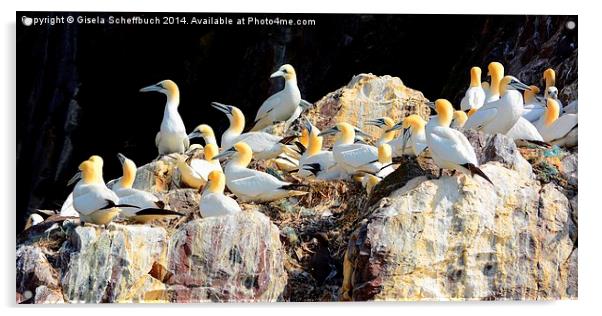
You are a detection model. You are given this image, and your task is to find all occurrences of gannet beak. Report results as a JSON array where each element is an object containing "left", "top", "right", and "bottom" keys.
[
  {"left": 67, "top": 171, "right": 82, "bottom": 186},
  {"left": 213, "top": 147, "right": 236, "bottom": 161},
  {"left": 211, "top": 102, "right": 233, "bottom": 115},
  {"left": 387, "top": 121, "right": 404, "bottom": 132},
  {"left": 365, "top": 118, "right": 385, "bottom": 128},
  {"left": 304, "top": 120, "right": 313, "bottom": 133},
  {"left": 117, "top": 153, "right": 127, "bottom": 165},
  {"left": 139, "top": 83, "right": 161, "bottom": 93},
  {"left": 187, "top": 131, "right": 202, "bottom": 139},
  {"left": 354, "top": 128, "right": 371, "bottom": 138},
  {"left": 270, "top": 70, "right": 285, "bottom": 78},
  {"left": 510, "top": 80, "right": 531, "bottom": 91},
  {"left": 318, "top": 126, "right": 339, "bottom": 137}
]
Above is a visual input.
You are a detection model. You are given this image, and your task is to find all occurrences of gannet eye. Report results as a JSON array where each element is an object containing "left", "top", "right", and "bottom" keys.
[{"left": 281, "top": 68, "right": 288, "bottom": 73}]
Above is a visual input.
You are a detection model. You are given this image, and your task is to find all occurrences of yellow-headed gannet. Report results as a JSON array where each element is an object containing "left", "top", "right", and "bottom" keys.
[
  {"left": 211, "top": 102, "right": 296, "bottom": 160},
  {"left": 251, "top": 64, "right": 302, "bottom": 131},
  {"left": 140, "top": 80, "right": 189, "bottom": 155},
  {"left": 175, "top": 155, "right": 206, "bottom": 190},
  {"left": 464, "top": 75, "right": 532, "bottom": 135},
  {"left": 426, "top": 99, "right": 493, "bottom": 184},
  {"left": 215, "top": 142, "right": 309, "bottom": 202},
  {"left": 70, "top": 156, "right": 135, "bottom": 225},
  {"left": 543, "top": 68, "right": 565, "bottom": 112},
  {"left": 319, "top": 122, "right": 381, "bottom": 176},
  {"left": 452, "top": 110, "right": 469, "bottom": 129},
  {"left": 189, "top": 143, "right": 223, "bottom": 180},
  {"left": 485, "top": 62, "right": 505, "bottom": 103},
  {"left": 299, "top": 121, "right": 344, "bottom": 180},
  {"left": 534, "top": 98, "right": 578, "bottom": 147},
  {"left": 199, "top": 170, "right": 242, "bottom": 218},
  {"left": 387, "top": 114, "right": 428, "bottom": 157},
  {"left": 521, "top": 85, "right": 545, "bottom": 122},
  {"left": 460, "top": 66, "right": 486, "bottom": 111},
  {"left": 187, "top": 124, "right": 218, "bottom": 146},
  {"left": 113, "top": 153, "right": 183, "bottom": 223},
  {"left": 365, "top": 117, "right": 397, "bottom": 146}
]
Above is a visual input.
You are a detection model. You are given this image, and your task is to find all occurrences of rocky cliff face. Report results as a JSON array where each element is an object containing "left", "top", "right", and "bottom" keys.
[{"left": 16, "top": 74, "right": 577, "bottom": 303}]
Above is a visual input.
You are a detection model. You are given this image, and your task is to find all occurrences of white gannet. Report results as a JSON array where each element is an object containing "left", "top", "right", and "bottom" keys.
[
  {"left": 251, "top": 64, "right": 302, "bottom": 131},
  {"left": 70, "top": 156, "right": 133, "bottom": 225},
  {"left": 534, "top": 98, "right": 578, "bottom": 147},
  {"left": 140, "top": 80, "right": 189, "bottom": 156},
  {"left": 318, "top": 122, "right": 381, "bottom": 175},
  {"left": 426, "top": 99, "right": 493, "bottom": 184},
  {"left": 485, "top": 62, "right": 505, "bottom": 103},
  {"left": 187, "top": 124, "right": 218, "bottom": 146},
  {"left": 506, "top": 117, "right": 544, "bottom": 142},
  {"left": 199, "top": 170, "right": 242, "bottom": 218},
  {"left": 211, "top": 102, "right": 296, "bottom": 160},
  {"left": 112, "top": 153, "right": 183, "bottom": 223},
  {"left": 175, "top": 155, "right": 206, "bottom": 189},
  {"left": 521, "top": 85, "right": 545, "bottom": 122},
  {"left": 460, "top": 66, "right": 486, "bottom": 111},
  {"left": 214, "top": 142, "right": 309, "bottom": 202},
  {"left": 387, "top": 114, "right": 428, "bottom": 157},
  {"left": 481, "top": 82, "right": 492, "bottom": 101},
  {"left": 189, "top": 143, "right": 223, "bottom": 181},
  {"left": 375, "top": 143, "right": 395, "bottom": 179},
  {"left": 451, "top": 110, "right": 469, "bottom": 129},
  {"left": 24, "top": 213, "right": 45, "bottom": 230},
  {"left": 464, "top": 75, "right": 532, "bottom": 135},
  {"left": 298, "top": 121, "right": 344, "bottom": 180}
]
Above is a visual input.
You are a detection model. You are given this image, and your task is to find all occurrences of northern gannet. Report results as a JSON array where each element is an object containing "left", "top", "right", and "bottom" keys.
[
  {"left": 521, "top": 85, "right": 545, "bottom": 122},
  {"left": 365, "top": 117, "right": 397, "bottom": 146},
  {"left": 215, "top": 142, "right": 309, "bottom": 202},
  {"left": 375, "top": 143, "right": 395, "bottom": 179},
  {"left": 506, "top": 117, "right": 544, "bottom": 142},
  {"left": 298, "top": 121, "right": 343, "bottom": 180},
  {"left": 199, "top": 170, "right": 242, "bottom": 218},
  {"left": 251, "top": 64, "right": 302, "bottom": 131},
  {"left": 546, "top": 86, "right": 564, "bottom": 112},
  {"left": 175, "top": 155, "right": 206, "bottom": 190},
  {"left": 113, "top": 153, "right": 183, "bottom": 223},
  {"left": 70, "top": 156, "right": 135, "bottom": 225},
  {"left": 387, "top": 114, "right": 427, "bottom": 157},
  {"left": 140, "top": 80, "right": 189, "bottom": 155},
  {"left": 426, "top": 99, "right": 493, "bottom": 184},
  {"left": 187, "top": 124, "right": 218, "bottom": 146},
  {"left": 211, "top": 102, "right": 296, "bottom": 160},
  {"left": 319, "top": 122, "right": 381, "bottom": 175},
  {"left": 452, "top": 110, "right": 468, "bottom": 129},
  {"left": 485, "top": 62, "right": 505, "bottom": 103},
  {"left": 534, "top": 98, "right": 578, "bottom": 147},
  {"left": 463, "top": 75, "right": 532, "bottom": 135},
  {"left": 460, "top": 66, "right": 486, "bottom": 111},
  {"left": 543, "top": 68, "right": 565, "bottom": 112},
  {"left": 189, "top": 143, "right": 223, "bottom": 181}
]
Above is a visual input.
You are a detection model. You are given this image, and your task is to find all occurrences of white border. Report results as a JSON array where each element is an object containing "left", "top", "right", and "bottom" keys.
[{"left": 3, "top": 0, "right": 600, "bottom": 314}]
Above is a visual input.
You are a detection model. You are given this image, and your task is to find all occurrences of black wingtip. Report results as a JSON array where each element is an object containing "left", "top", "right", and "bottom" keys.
[
  {"left": 279, "top": 135, "right": 298, "bottom": 145},
  {"left": 525, "top": 139, "right": 552, "bottom": 148},
  {"left": 280, "top": 183, "right": 310, "bottom": 191},
  {"left": 115, "top": 203, "right": 142, "bottom": 209},
  {"left": 135, "top": 208, "right": 184, "bottom": 217},
  {"left": 463, "top": 163, "right": 494, "bottom": 185},
  {"left": 294, "top": 141, "right": 306, "bottom": 154}
]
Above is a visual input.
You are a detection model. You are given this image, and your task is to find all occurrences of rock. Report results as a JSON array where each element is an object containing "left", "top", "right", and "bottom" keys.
[
  {"left": 34, "top": 285, "right": 65, "bottom": 304},
  {"left": 464, "top": 131, "right": 533, "bottom": 176},
  {"left": 60, "top": 224, "right": 168, "bottom": 303},
  {"left": 166, "top": 211, "right": 287, "bottom": 302},
  {"left": 16, "top": 245, "right": 61, "bottom": 302},
  {"left": 559, "top": 153, "right": 578, "bottom": 187},
  {"left": 302, "top": 74, "right": 430, "bottom": 145},
  {"left": 344, "top": 163, "right": 576, "bottom": 300}
]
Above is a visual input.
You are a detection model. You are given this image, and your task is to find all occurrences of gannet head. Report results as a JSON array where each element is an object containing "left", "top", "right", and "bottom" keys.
[
  {"left": 470, "top": 66, "right": 482, "bottom": 87},
  {"left": 467, "top": 108, "right": 478, "bottom": 117},
  {"left": 211, "top": 102, "right": 245, "bottom": 132},
  {"left": 366, "top": 117, "right": 395, "bottom": 129},
  {"left": 544, "top": 97, "right": 561, "bottom": 126},
  {"left": 546, "top": 86, "right": 559, "bottom": 99},
  {"left": 428, "top": 99, "right": 454, "bottom": 127},
  {"left": 499, "top": 76, "right": 531, "bottom": 95},
  {"left": 78, "top": 160, "right": 99, "bottom": 185},
  {"left": 378, "top": 143, "right": 393, "bottom": 164},
  {"left": 88, "top": 155, "right": 104, "bottom": 168},
  {"left": 188, "top": 124, "right": 215, "bottom": 142},
  {"left": 206, "top": 170, "right": 226, "bottom": 194},
  {"left": 204, "top": 143, "right": 219, "bottom": 161},
  {"left": 319, "top": 122, "right": 362, "bottom": 145},
  {"left": 270, "top": 64, "right": 297, "bottom": 81},
  {"left": 116, "top": 153, "right": 136, "bottom": 189},
  {"left": 543, "top": 68, "right": 556, "bottom": 88},
  {"left": 139, "top": 79, "right": 179, "bottom": 97},
  {"left": 453, "top": 111, "right": 468, "bottom": 127},
  {"left": 523, "top": 85, "right": 541, "bottom": 103},
  {"left": 487, "top": 62, "right": 504, "bottom": 79},
  {"left": 213, "top": 142, "right": 253, "bottom": 167}
]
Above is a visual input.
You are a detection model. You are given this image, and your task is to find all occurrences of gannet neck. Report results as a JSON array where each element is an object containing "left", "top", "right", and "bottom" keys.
[
  {"left": 198, "top": 125, "right": 217, "bottom": 145},
  {"left": 378, "top": 144, "right": 392, "bottom": 164},
  {"left": 403, "top": 115, "right": 426, "bottom": 133},
  {"left": 381, "top": 117, "right": 396, "bottom": 142},
  {"left": 488, "top": 62, "right": 504, "bottom": 97},
  {"left": 524, "top": 86, "right": 540, "bottom": 104},
  {"left": 207, "top": 171, "right": 226, "bottom": 194},
  {"left": 233, "top": 142, "right": 253, "bottom": 168},
  {"left": 307, "top": 133, "right": 323, "bottom": 157},
  {"left": 435, "top": 99, "right": 453, "bottom": 127},
  {"left": 120, "top": 159, "right": 136, "bottom": 189},
  {"left": 300, "top": 129, "right": 310, "bottom": 148},
  {"left": 499, "top": 76, "right": 511, "bottom": 96},
  {"left": 336, "top": 123, "right": 356, "bottom": 145},
  {"left": 467, "top": 108, "right": 477, "bottom": 117},
  {"left": 544, "top": 98, "right": 560, "bottom": 126},
  {"left": 453, "top": 111, "right": 468, "bottom": 126},
  {"left": 285, "top": 77, "right": 298, "bottom": 88},
  {"left": 544, "top": 68, "right": 556, "bottom": 89},
  {"left": 204, "top": 144, "right": 219, "bottom": 161},
  {"left": 470, "top": 67, "right": 482, "bottom": 88},
  {"left": 229, "top": 107, "right": 245, "bottom": 136},
  {"left": 80, "top": 161, "right": 102, "bottom": 184}
]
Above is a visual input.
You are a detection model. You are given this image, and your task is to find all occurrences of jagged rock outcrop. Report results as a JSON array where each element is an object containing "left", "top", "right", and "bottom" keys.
[{"left": 342, "top": 135, "right": 577, "bottom": 301}]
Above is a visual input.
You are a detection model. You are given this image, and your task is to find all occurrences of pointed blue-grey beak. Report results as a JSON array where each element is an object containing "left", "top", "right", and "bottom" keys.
[
  {"left": 213, "top": 147, "right": 236, "bottom": 161},
  {"left": 510, "top": 79, "right": 531, "bottom": 92},
  {"left": 425, "top": 101, "right": 436, "bottom": 110},
  {"left": 318, "top": 126, "right": 339, "bottom": 137},
  {"left": 211, "top": 102, "right": 233, "bottom": 115},
  {"left": 187, "top": 130, "right": 202, "bottom": 140},
  {"left": 366, "top": 118, "right": 386, "bottom": 128},
  {"left": 270, "top": 70, "right": 284, "bottom": 78},
  {"left": 67, "top": 171, "right": 82, "bottom": 186},
  {"left": 139, "top": 83, "right": 162, "bottom": 93},
  {"left": 117, "top": 153, "right": 127, "bottom": 165},
  {"left": 354, "top": 127, "right": 371, "bottom": 138},
  {"left": 387, "top": 120, "right": 404, "bottom": 132}
]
